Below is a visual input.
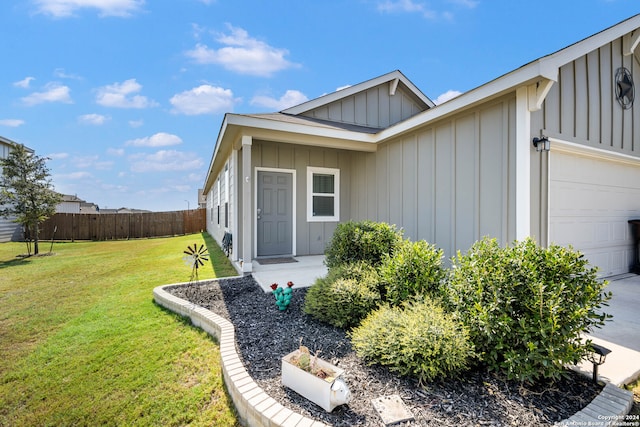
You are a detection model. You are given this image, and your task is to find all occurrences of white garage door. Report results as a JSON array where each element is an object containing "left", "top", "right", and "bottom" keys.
[{"left": 549, "top": 150, "right": 640, "bottom": 277}]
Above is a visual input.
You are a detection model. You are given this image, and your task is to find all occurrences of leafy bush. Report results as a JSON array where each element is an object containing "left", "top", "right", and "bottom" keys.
[
  {"left": 303, "top": 261, "right": 382, "bottom": 329},
  {"left": 350, "top": 299, "right": 473, "bottom": 383},
  {"left": 324, "top": 220, "right": 402, "bottom": 269},
  {"left": 444, "top": 237, "right": 612, "bottom": 382},
  {"left": 379, "top": 239, "right": 445, "bottom": 305}
]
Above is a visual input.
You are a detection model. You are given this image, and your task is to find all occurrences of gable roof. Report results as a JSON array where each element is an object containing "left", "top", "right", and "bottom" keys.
[
  {"left": 203, "top": 14, "right": 640, "bottom": 193},
  {"left": 281, "top": 69, "right": 435, "bottom": 115}
]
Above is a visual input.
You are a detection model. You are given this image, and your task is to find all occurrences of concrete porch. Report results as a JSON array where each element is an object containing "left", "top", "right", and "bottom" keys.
[{"left": 250, "top": 255, "right": 328, "bottom": 292}]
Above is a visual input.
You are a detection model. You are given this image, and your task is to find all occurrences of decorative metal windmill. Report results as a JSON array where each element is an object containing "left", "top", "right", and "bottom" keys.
[{"left": 183, "top": 243, "right": 209, "bottom": 283}]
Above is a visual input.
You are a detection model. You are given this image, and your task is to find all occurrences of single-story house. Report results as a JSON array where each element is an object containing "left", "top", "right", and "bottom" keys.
[
  {"left": 56, "top": 194, "right": 84, "bottom": 213},
  {"left": 203, "top": 14, "right": 640, "bottom": 277},
  {"left": 0, "top": 136, "right": 34, "bottom": 242}
]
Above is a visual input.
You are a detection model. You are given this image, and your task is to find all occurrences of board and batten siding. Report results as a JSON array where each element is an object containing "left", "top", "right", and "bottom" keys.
[
  {"left": 206, "top": 156, "right": 235, "bottom": 251},
  {"left": 530, "top": 36, "right": 640, "bottom": 250},
  {"left": 534, "top": 36, "right": 640, "bottom": 157},
  {"left": 350, "top": 96, "right": 518, "bottom": 258},
  {"left": 252, "top": 140, "right": 352, "bottom": 257},
  {"left": 300, "top": 84, "right": 425, "bottom": 129}
]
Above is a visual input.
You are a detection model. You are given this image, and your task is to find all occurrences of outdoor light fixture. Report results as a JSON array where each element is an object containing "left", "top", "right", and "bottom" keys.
[
  {"left": 586, "top": 343, "right": 611, "bottom": 384},
  {"left": 532, "top": 136, "right": 550, "bottom": 152}
]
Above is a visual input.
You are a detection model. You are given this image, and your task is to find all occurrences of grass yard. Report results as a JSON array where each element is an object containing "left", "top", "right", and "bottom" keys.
[
  {"left": 0, "top": 233, "right": 240, "bottom": 426},
  {"left": 629, "top": 377, "right": 640, "bottom": 415}
]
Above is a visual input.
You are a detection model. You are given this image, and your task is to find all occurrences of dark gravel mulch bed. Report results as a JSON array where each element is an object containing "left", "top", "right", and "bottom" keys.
[{"left": 166, "top": 276, "right": 602, "bottom": 427}]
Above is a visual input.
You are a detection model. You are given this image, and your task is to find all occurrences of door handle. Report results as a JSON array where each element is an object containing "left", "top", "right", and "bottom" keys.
[{"left": 257, "top": 208, "right": 262, "bottom": 220}]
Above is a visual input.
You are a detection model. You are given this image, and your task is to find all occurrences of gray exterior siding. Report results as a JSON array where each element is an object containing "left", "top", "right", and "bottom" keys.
[
  {"left": 0, "top": 216, "right": 21, "bottom": 242},
  {"left": 252, "top": 140, "right": 353, "bottom": 257},
  {"left": 350, "top": 95, "right": 518, "bottom": 258},
  {"left": 535, "top": 36, "right": 640, "bottom": 157},
  {"left": 301, "top": 84, "right": 425, "bottom": 129},
  {"left": 530, "top": 36, "right": 640, "bottom": 248}
]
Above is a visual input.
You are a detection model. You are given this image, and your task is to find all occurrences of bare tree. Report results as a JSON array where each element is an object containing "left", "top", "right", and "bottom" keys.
[{"left": 0, "top": 144, "right": 61, "bottom": 255}]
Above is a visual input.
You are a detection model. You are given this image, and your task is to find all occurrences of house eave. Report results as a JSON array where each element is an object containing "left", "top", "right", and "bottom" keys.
[{"left": 202, "top": 114, "right": 378, "bottom": 194}]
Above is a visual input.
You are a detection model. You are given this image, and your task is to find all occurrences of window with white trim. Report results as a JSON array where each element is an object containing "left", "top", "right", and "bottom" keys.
[
  {"left": 307, "top": 167, "right": 339, "bottom": 222},
  {"left": 216, "top": 177, "right": 221, "bottom": 226}
]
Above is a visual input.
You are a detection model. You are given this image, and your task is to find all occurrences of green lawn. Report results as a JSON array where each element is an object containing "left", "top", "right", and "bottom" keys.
[
  {"left": 629, "top": 378, "right": 640, "bottom": 415},
  {"left": 0, "top": 233, "right": 240, "bottom": 426}
]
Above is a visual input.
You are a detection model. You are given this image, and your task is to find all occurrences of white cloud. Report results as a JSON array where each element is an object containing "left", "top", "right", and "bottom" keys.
[
  {"left": 78, "top": 113, "right": 109, "bottom": 125},
  {"left": 54, "top": 68, "right": 82, "bottom": 80},
  {"left": 448, "top": 0, "right": 479, "bottom": 8},
  {"left": 34, "top": 0, "right": 144, "bottom": 18},
  {"left": 434, "top": 89, "right": 462, "bottom": 105},
  {"left": 129, "top": 150, "right": 203, "bottom": 172},
  {"left": 170, "top": 85, "right": 238, "bottom": 115},
  {"left": 107, "top": 148, "right": 125, "bottom": 156},
  {"left": 21, "top": 82, "right": 72, "bottom": 106},
  {"left": 186, "top": 25, "right": 298, "bottom": 77},
  {"left": 126, "top": 132, "right": 183, "bottom": 147},
  {"left": 250, "top": 90, "right": 308, "bottom": 111},
  {"left": 377, "top": 0, "right": 437, "bottom": 18},
  {"left": 0, "top": 119, "right": 25, "bottom": 127},
  {"left": 73, "top": 155, "right": 99, "bottom": 168},
  {"left": 14, "top": 77, "right": 35, "bottom": 89},
  {"left": 376, "top": 0, "right": 473, "bottom": 19},
  {"left": 95, "top": 79, "right": 158, "bottom": 109},
  {"left": 57, "top": 171, "right": 93, "bottom": 180},
  {"left": 47, "top": 152, "right": 69, "bottom": 160},
  {"left": 129, "top": 119, "right": 144, "bottom": 128}
]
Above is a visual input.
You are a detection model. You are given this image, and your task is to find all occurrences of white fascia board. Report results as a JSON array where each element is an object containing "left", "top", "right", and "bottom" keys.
[
  {"left": 378, "top": 16, "right": 640, "bottom": 142},
  {"left": 202, "top": 115, "right": 230, "bottom": 194},
  {"left": 282, "top": 70, "right": 433, "bottom": 114},
  {"left": 550, "top": 136, "right": 640, "bottom": 167},
  {"left": 225, "top": 114, "right": 379, "bottom": 145},
  {"left": 377, "top": 62, "right": 557, "bottom": 142},
  {"left": 0, "top": 135, "right": 34, "bottom": 153},
  {"left": 544, "top": 14, "right": 640, "bottom": 67}
]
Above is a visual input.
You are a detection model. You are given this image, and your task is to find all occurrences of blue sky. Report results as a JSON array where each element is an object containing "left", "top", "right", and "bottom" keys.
[{"left": 0, "top": 1, "right": 637, "bottom": 212}]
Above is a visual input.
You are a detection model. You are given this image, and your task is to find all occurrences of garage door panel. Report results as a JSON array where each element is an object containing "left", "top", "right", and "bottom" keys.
[{"left": 550, "top": 151, "right": 640, "bottom": 277}]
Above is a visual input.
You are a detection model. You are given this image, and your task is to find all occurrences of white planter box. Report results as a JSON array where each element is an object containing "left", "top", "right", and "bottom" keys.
[{"left": 281, "top": 350, "right": 351, "bottom": 412}]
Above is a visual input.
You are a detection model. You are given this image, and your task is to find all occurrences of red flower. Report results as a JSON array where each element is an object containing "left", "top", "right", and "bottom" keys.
[
  {"left": 287, "top": 281, "right": 294, "bottom": 288},
  {"left": 270, "top": 283, "right": 278, "bottom": 290}
]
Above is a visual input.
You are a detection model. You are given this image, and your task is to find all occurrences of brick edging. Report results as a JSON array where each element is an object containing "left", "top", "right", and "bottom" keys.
[
  {"left": 555, "top": 383, "right": 634, "bottom": 426},
  {"left": 153, "top": 282, "right": 328, "bottom": 427}
]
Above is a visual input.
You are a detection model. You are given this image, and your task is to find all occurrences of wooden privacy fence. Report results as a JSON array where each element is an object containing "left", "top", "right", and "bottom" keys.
[{"left": 39, "top": 209, "right": 206, "bottom": 241}]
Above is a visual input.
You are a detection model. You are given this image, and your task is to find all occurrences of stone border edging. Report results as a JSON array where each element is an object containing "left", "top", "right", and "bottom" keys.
[
  {"left": 153, "top": 282, "right": 328, "bottom": 427},
  {"left": 555, "top": 383, "right": 634, "bottom": 426}
]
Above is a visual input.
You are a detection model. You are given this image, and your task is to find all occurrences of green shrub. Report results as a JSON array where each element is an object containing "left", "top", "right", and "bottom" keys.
[
  {"left": 303, "top": 262, "right": 382, "bottom": 329},
  {"left": 444, "top": 237, "right": 612, "bottom": 382},
  {"left": 324, "top": 220, "right": 402, "bottom": 269},
  {"left": 350, "top": 299, "right": 473, "bottom": 384},
  {"left": 379, "top": 239, "right": 445, "bottom": 305}
]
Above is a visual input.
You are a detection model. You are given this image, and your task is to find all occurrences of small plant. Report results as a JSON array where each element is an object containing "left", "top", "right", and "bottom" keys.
[
  {"left": 288, "top": 339, "right": 336, "bottom": 382},
  {"left": 303, "top": 261, "right": 381, "bottom": 329},
  {"left": 379, "top": 239, "right": 446, "bottom": 305},
  {"left": 350, "top": 299, "right": 473, "bottom": 384},
  {"left": 324, "top": 220, "right": 403, "bottom": 269},
  {"left": 443, "top": 237, "right": 613, "bottom": 382}
]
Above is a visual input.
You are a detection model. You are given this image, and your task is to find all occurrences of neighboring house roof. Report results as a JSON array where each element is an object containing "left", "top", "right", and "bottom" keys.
[
  {"left": 60, "top": 194, "right": 85, "bottom": 203},
  {"left": 0, "top": 135, "right": 34, "bottom": 154},
  {"left": 203, "top": 14, "right": 640, "bottom": 194}
]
